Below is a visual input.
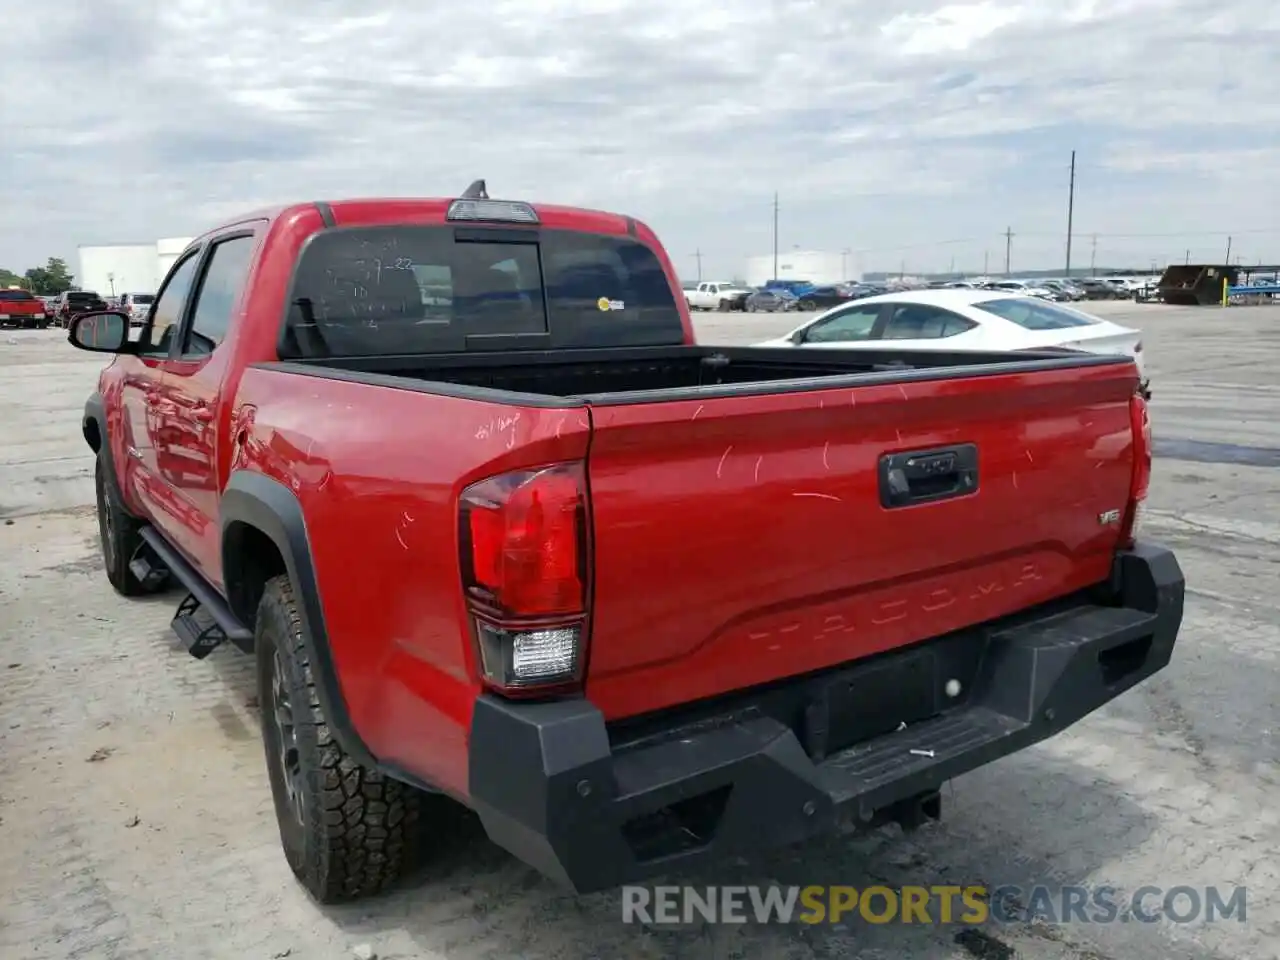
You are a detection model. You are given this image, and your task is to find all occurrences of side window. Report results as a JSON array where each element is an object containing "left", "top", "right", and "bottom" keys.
[
  {"left": 803, "top": 304, "right": 882, "bottom": 343},
  {"left": 140, "top": 253, "right": 200, "bottom": 356},
  {"left": 882, "top": 304, "right": 977, "bottom": 340},
  {"left": 181, "top": 236, "right": 256, "bottom": 356}
]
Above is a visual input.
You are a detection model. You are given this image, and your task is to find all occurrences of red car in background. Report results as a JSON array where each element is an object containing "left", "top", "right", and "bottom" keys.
[{"left": 0, "top": 287, "right": 51, "bottom": 328}]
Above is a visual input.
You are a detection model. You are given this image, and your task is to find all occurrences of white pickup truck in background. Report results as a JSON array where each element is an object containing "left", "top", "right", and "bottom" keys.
[{"left": 685, "top": 280, "right": 752, "bottom": 311}]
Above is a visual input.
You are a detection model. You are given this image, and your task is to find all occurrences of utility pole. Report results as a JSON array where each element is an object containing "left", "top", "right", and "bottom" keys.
[
  {"left": 694, "top": 249, "right": 703, "bottom": 281},
  {"left": 1185, "top": 249, "right": 1190, "bottom": 264},
  {"left": 948, "top": 255, "right": 955, "bottom": 276},
  {"left": 772, "top": 193, "right": 779, "bottom": 282},
  {"left": 983, "top": 250, "right": 989, "bottom": 275},
  {"left": 1065, "top": 149, "right": 1076, "bottom": 277},
  {"left": 1090, "top": 234, "right": 1098, "bottom": 273},
  {"left": 1224, "top": 235, "right": 1232, "bottom": 265},
  {"left": 1004, "top": 227, "right": 1013, "bottom": 275}
]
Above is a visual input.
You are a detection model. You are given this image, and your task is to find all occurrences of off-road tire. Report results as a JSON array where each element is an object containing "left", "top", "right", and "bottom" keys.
[
  {"left": 256, "top": 574, "right": 435, "bottom": 903},
  {"left": 95, "top": 453, "right": 154, "bottom": 596}
]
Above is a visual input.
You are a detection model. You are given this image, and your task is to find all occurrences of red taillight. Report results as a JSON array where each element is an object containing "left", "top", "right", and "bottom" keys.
[
  {"left": 1120, "top": 392, "right": 1151, "bottom": 549},
  {"left": 459, "top": 462, "right": 589, "bottom": 693}
]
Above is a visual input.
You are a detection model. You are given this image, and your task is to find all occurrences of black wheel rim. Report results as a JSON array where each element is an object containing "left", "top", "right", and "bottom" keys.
[
  {"left": 269, "top": 649, "right": 305, "bottom": 826},
  {"left": 97, "top": 468, "right": 117, "bottom": 572}
]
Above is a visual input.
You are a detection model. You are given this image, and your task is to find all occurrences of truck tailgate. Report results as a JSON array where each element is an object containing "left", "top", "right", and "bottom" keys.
[{"left": 583, "top": 362, "right": 1138, "bottom": 720}]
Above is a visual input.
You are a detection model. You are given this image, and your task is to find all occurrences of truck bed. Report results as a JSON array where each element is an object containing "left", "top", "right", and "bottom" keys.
[
  {"left": 248, "top": 342, "right": 1142, "bottom": 721},
  {"left": 264, "top": 343, "right": 1125, "bottom": 404}
]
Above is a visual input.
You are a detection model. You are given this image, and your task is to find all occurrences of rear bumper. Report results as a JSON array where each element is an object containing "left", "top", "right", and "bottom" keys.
[{"left": 468, "top": 541, "right": 1184, "bottom": 893}]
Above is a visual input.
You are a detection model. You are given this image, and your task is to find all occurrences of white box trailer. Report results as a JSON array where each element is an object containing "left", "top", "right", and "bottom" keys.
[
  {"left": 156, "top": 237, "right": 195, "bottom": 285},
  {"left": 77, "top": 238, "right": 197, "bottom": 299},
  {"left": 745, "top": 250, "right": 852, "bottom": 288},
  {"left": 77, "top": 243, "right": 157, "bottom": 299}
]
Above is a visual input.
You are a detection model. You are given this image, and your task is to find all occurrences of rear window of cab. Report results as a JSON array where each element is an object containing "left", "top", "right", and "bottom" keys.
[{"left": 280, "top": 226, "right": 685, "bottom": 358}]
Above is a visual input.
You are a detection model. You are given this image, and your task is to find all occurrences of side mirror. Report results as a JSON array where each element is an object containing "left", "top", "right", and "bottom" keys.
[
  {"left": 789, "top": 326, "right": 808, "bottom": 344},
  {"left": 67, "top": 310, "right": 133, "bottom": 353}
]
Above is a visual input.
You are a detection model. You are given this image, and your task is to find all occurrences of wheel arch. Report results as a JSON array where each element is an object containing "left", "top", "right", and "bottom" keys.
[{"left": 220, "top": 470, "right": 380, "bottom": 769}]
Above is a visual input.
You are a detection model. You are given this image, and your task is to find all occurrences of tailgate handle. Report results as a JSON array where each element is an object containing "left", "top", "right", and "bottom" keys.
[{"left": 879, "top": 444, "right": 978, "bottom": 508}]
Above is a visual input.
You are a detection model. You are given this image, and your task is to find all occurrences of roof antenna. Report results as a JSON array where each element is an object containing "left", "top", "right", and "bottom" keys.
[{"left": 460, "top": 179, "right": 488, "bottom": 199}]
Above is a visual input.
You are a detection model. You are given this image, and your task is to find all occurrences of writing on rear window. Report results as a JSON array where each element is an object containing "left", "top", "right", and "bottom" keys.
[{"left": 280, "top": 226, "right": 682, "bottom": 357}]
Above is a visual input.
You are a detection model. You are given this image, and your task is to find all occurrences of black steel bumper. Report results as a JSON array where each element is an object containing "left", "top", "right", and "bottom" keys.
[{"left": 468, "top": 542, "right": 1184, "bottom": 893}]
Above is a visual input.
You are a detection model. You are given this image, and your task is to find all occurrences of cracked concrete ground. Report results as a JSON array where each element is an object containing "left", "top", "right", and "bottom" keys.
[{"left": 1, "top": 301, "right": 1277, "bottom": 960}]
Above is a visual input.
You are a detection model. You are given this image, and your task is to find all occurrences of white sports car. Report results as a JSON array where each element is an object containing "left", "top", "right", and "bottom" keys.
[{"left": 755, "top": 289, "right": 1147, "bottom": 392}]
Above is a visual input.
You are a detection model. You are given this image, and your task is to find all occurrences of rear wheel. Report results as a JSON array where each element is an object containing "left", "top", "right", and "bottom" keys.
[
  {"left": 798, "top": 299, "right": 815, "bottom": 311},
  {"left": 718, "top": 299, "right": 731, "bottom": 312},
  {"left": 256, "top": 575, "right": 446, "bottom": 903}
]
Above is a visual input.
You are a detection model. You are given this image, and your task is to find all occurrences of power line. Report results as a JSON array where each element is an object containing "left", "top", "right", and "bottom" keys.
[{"left": 1021, "top": 227, "right": 1277, "bottom": 240}]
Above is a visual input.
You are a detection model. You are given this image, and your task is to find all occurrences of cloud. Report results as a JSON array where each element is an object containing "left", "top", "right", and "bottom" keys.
[{"left": 1, "top": 0, "right": 1277, "bottom": 279}]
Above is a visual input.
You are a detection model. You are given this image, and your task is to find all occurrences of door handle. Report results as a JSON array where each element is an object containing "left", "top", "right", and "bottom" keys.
[{"left": 879, "top": 444, "right": 979, "bottom": 508}]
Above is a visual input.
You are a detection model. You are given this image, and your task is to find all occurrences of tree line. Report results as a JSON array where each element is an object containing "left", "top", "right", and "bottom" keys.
[{"left": 0, "top": 258, "right": 76, "bottom": 295}]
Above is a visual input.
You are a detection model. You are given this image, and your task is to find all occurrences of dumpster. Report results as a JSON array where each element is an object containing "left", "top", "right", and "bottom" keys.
[{"left": 1157, "top": 264, "right": 1240, "bottom": 305}]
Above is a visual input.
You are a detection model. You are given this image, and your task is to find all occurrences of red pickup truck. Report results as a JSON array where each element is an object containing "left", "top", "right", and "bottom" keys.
[
  {"left": 67, "top": 183, "right": 1184, "bottom": 904},
  {"left": 0, "top": 287, "right": 51, "bottom": 328}
]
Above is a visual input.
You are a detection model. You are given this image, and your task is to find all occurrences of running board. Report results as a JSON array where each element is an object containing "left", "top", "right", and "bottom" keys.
[
  {"left": 138, "top": 527, "right": 253, "bottom": 656},
  {"left": 127, "top": 544, "right": 171, "bottom": 590}
]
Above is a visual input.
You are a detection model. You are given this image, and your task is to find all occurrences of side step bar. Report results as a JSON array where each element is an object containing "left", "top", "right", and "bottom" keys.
[{"left": 138, "top": 527, "right": 254, "bottom": 658}]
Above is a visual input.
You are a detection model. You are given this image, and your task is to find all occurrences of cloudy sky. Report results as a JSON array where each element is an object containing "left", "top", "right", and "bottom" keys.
[{"left": 2, "top": 0, "right": 1277, "bottom": 280}]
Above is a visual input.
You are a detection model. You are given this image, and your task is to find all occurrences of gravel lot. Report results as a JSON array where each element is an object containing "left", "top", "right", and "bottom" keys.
[{"left": 2, "top": 301, "right": 1277, "bottom": 960}]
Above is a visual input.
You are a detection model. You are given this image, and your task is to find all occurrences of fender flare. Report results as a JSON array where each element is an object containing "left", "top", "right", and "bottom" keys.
[
  {"left": 220, "top": 470, "right": 379, "bottom": 769},
  {"left": 83, "top": 392, "right": 137, "bottom": 517}
]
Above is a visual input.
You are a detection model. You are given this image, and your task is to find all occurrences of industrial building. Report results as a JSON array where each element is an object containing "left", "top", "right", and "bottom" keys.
[
  {"left": 744, "top": 249, "right": 853, "bottom": 288},
  {"left": 76, "top": 238, "right": 195, "bottom": 298}
]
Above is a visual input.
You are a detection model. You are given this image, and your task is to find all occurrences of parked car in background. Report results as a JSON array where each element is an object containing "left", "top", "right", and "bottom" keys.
[
  {"left": 118, "top": 292, "right": 155, "bottom": 326},
  {"left": 744, "top": 288, "right": 799, "bottom": 312},
  {"left": 54, "top": 290, "right": 109, "bottom": 326},
  {"left": 793, "top": 284, "right": 857, "bottom": 311},
  {"left": 1073, "top": 278, "right": 1119, "bottom": 299},
  {"left": 984, "top": 279, "right": 1062, "bottom": 301},
  {"left": 763, "top": 279, "right": 815, "bottom": 297},
  {"left": 1039, "top": 279, "right": 1086, "bottom": 301},
  {"left": 1098, "top": 278, "right": 1134, "bottom": 299},
  {"left": 753, "top": 289, "right": 1149, "bottom": 397},
  {"left": 0, "top": 287, "right": 51, "bottom": 328},
  {"left": 686, "top": 280, "right": 751, "bottom": 311}
]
